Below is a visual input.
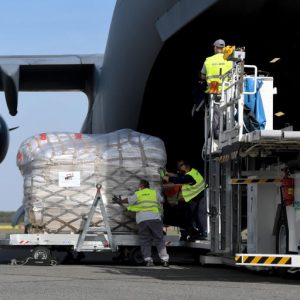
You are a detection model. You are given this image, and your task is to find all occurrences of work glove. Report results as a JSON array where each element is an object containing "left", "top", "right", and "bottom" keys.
[
  {"left": 112, "top": 195, "right": 122, "bottom": 204},
  {"left": 158, "top": 168, "right": 168, "bottom": 178},
  {"left": 159, "top": 168, "right": 167, "bottom": 178}
]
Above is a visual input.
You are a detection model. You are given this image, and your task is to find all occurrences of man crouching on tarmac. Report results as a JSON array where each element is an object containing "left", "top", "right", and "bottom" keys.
[{"left": 119, "top": 179, "right": 169, "bottom": 267}]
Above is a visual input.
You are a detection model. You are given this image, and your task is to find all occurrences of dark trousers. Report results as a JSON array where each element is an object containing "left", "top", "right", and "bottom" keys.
[
  {"left": 188, "top": 197, "right": 207, "bottom": 235},
  {"left": 182, "top": 195, "right": 207, "bottom": 237},
  {"left": 212, "top": 102, "right": 221, "bottom": 139},
  {"left": 138, "top": 219, "right": 169, "bottom": 262},
  {"left": 208, "top": 94, "right": 222, "bottom": 140}
]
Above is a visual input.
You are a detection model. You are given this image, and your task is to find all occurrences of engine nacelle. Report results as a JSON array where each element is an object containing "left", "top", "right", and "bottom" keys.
[{"left": 0, "top": 115, "right": 9, "bottom": 164}]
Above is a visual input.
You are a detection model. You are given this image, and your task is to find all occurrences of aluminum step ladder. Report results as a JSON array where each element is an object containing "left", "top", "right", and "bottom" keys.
[{"left": 76, "top": 184, "right": 116, "bottom": 252}]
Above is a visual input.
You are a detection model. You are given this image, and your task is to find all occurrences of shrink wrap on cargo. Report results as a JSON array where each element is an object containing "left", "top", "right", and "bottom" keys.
[{"left": 17, "top": 129, "right": 166, "bottom": 233}]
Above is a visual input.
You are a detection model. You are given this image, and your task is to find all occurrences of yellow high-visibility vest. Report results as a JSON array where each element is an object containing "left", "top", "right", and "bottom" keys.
[
  {"left": 127, "top": 188, "right": 160, "bottom": 213},
  {"left": 205, "top": 53, "right": 233, "bottom": 93},
  {"left": 181, "top": 168, "right": 206, "bottom": 202}
]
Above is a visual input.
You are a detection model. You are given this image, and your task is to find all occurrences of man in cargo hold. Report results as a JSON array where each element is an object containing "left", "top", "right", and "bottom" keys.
[
  {"left": 163, "top": 160, "right": 207, "bottom": 241},
  {"left": 120, "top": 179, "right": 169, "bottom": 267}
]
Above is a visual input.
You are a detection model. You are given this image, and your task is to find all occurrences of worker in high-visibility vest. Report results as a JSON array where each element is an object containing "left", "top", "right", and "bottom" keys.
[
  {"left": 120, "top": 179, "right": 169, "bottom": 267},
  {"left": 199, "top": 39, "right": 233, "bottom": 139},
  {"left": 163, "top": 160, "right": 207, "bottom": 241},
  {"left": 200, "top": 39, "right": 233, "bottom": 93}
]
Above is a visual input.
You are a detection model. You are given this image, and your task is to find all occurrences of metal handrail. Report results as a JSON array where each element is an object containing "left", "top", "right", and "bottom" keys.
[
  {"left": 243, "top": 65, "right": 258, "bottom": 95},
  {"left": 205, "top": 58, "right": 259, "bottom": 153}
]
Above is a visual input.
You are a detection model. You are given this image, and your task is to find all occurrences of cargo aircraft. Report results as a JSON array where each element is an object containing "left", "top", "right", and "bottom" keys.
[{"left": 0, "top": 0, "right": 299, "bottom": 167}]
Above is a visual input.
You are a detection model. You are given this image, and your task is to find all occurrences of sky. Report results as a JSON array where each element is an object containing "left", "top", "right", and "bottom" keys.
[{"left": 0, "top": 0, "right": 116, "bottom": 211}]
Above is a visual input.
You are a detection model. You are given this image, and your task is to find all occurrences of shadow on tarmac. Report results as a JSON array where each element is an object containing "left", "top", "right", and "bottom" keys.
[
  {"left": 1, "top": 247, "right": 300, "bottom": 284},
  {"left": 88, "top": 262, "right": 300, "bottom": 283}
]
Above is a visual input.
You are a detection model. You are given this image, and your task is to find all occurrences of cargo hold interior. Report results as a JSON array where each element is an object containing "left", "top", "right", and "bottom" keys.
[{"left": 138, "top": 0, "right": 300, "bottom": 172}]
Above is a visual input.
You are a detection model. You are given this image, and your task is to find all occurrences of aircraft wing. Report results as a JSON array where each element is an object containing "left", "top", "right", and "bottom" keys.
[{"left": 0, "top": 55, "right": 103, "bottom": 130}]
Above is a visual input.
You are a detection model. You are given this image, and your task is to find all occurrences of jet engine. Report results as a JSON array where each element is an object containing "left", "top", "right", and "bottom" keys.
[{"left": 0, "top": 115, "right": 9, "bottom": 164}]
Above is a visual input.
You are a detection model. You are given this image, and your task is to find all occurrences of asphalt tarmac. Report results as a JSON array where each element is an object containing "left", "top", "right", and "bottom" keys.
[{"left": 0, "top": 249, "right": 300, "bottom": 300}]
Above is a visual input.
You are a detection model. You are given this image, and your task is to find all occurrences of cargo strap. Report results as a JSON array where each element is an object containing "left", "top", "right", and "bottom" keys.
[{"left": 11, "top": 257, "right": 57, "bottom": 266}]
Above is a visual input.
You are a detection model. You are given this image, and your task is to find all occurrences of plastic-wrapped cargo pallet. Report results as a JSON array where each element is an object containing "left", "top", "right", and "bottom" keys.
[{"left": 17, "top": 129, "right": 166, "bottom": 234}]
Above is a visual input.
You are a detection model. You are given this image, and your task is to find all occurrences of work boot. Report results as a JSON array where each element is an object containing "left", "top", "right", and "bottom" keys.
[
  {"left": 186, "top": 228, "right": 200, "bottom": 242},
  {"left": 146, "top": 261, "right": 154, "bottom": 267},
  {"left": 200, "top": 232, "right": 208, "bottom": 240},
  {"left": 145, "top": 260, "right": 154, "bottom": 267},
  {"left": 180, "top": 235, "right": 188, "bottom": 241},
  {"left": 188, "top": 233, "right": 204, "bottom": 242},
  {"left": 162, "top": 261, "right": 169, "bottom": 267},
  {"left": 179, "top": 229, "right": 189, "bottom": 241}
]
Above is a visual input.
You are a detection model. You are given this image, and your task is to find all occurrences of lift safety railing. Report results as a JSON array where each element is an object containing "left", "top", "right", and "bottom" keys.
[{"left": 206, "top": 60, "right": 258, "bottom": 154}]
